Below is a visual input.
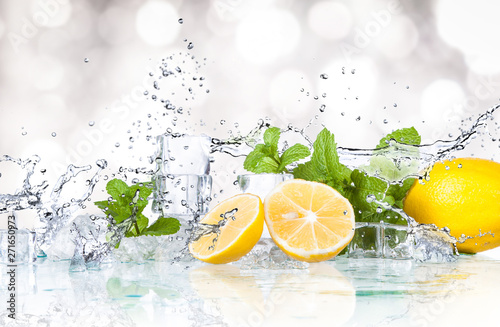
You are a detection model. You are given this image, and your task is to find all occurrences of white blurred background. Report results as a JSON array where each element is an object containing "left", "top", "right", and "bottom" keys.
[
  {"left": 2, "top": 0, "right": 500, "bottom": 171},
  {"left": 1, "top": 0, "right": 500, "bottom": 258}
]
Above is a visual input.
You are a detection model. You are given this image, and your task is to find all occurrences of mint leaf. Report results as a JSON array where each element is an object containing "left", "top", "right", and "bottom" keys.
[
  {"left": 376, "top": 127, "right": 421, "bottom": 149},
  {"left": 386, "top": 178, "right": 415, "bottom": 208},
  {"left": 310, "top": 128, "right": 344, "bottom": 179},
  {"left": 126, "top": 185, "right": 152, "bottom": 214},
  {"left": 143, "top": 217, "right": 181, "bottom": 236},
  {"left": 263, "top": 127, "right": 280, "bottom": 149},
  {"left": 278, "top": 144, "right": 310, "bottom": 172},
  {"left": 293, "top": 128, "right": 352, "bottom": 195},
  {"left": 244, "top": 126, "right": 310, "bottom": 174},
  {"left": 348, "top": 169, "right": 390, "bottom": 216},
  {"left": 106, "top": 179, "right": 128, "bottom": 200},
  {"left": 292, "top": 161, "right": 320, "bottom": 181},
  {"left": 243, "top": 144, "right": 270, "bottom": 172},
  {"left": 95, "top": 179, "right": 180, "bottom": 244},
  {"left": 253, "top": 157, "right": 280, "bottom": 173},
  {"left": 361, "top": 127, "right": 421, "bottom": 182}
]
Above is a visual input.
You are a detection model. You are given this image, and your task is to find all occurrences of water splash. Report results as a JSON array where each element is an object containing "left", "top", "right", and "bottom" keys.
[
  {"left": 0, "top": 155, "right": 46, "bottom": 213},
  {"left": 210, "top": 120, "right": 269, "bottom": 157},
  {"left": 338, "top": 104, "right": 500, "bottom": 182},
  {"left": 376, "top": 201, "right": 459, "bottom": 262},
  {"left": 0, "top": 156, "right": 107, "bottom": 256}
]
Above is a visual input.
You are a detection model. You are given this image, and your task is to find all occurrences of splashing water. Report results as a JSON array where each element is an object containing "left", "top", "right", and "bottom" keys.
[
  {"left": 372, "top": 200, "right": 459, "bottom": 262},
  {"left": 154, "top": 207, "right": 239, "bottom": 264},
  {"left": 0, "top": 155, "right": 46, "bottom": 213},
  {"left": 338, "top": 104, "right": 500, "bottom": 182},
  {"left": 0, "top": 156, "right": 108, "bottom": 257}
]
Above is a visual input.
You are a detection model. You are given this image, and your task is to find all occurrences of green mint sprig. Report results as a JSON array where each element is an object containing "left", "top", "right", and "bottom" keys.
[
  {"left": 292, "top": 127, "right": 421, "bottom": 224},
  {"left": 95, "top": 179, "right": 180, "bottom": 242},
  {"left": 243, "top": 127, "right": 311, "bottom": 174}
]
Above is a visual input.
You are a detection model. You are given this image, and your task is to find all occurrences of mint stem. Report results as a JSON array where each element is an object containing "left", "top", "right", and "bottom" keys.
[{"left": 134, "top": 221, "right": 140, "bottom": 235}]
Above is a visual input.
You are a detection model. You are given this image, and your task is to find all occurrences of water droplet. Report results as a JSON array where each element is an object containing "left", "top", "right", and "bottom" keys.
[
  {"left": 178, "top": 18, "right": 183, "bottom": 24},
  {"left": 383, "top": 119, "right": 388, "bottom": 124},
  {"left": 445, "top": 165, "right": 450, "bottom": 170},
  {"left": 129, "top": 137, "right": 134, "bottom": 143},
  {"left": 220, "top": 120, "right": 226, "bottom": 125},
  {"left": 343, "top": 210, "right": 347, "bottom": 215},
  {"left": 366, "top": 194, "right": 376, "bottom": 203},
  {"left": 406, "top": 85, "right": 410, "bottom": 89},
  {"left": 458, "top": 164, "right": 462, "bottom": 168},
  {"left": 88, "top": 121, "right": 95, "bottom": 127},
  {"left": 322, "top": 93, "right": 327, "bottom": 98},
  {"left": 341, "top": 67, "right": 345, "bottom": 74},
  {"left": 206, "top": 89, "right": 210, "bottom": 93},
  {"left": 393, "top": 103, "right": 398, "bottom": 107},
  {"left": 341, "top": 112, "right": 345, "bottom": 116},
  {"left": 351, "top": 69, "right": 356, "bottom": 74},
  {"left": 22, "top": 131, "right": 27, "bottom": 136},
  {"left": 144, "top": 90, "right": 149, "bottom": 96},
  {"left": 152, "top": 95, "right": 157, "bottom": 100},
  {"left": 175, "top": 66, "right": 182, "bottom": 73},
  {"left": 115, "top": 142, "right": 120, "bottom": 147},
  {"left": 320, "top": 73, "right": 328, "bottom": 79},
  {"left": 187, "top": 42, "right": 194, "bottom": 50},
  {"left": 84, "top": 58, "right": 89, "bottom": 63},
  {"left": 356, "top": 116, "right": 361, "bottom": 121},
  {"left": 51, "top": 132, "right": 57, "bottom": 137},
  {"left": 319, "top": 104, "right": 326, "bottom": 112}
]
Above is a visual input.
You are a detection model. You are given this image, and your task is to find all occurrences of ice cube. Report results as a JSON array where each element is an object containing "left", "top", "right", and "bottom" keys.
[
  {"left": 156, "top": 134, "right": 212, "bottom": 175},
  {"left": 114, "top": 235, "right": 166, "bottom": 263},
  {"left": 44, "top": 223, "right": 75, "bottom": 260},
  {"left": 0, "top": 228, "right": 36, "bottom": 264},
  {"left": 154, "top": 236, "right": 193, "bottom": 263},
  {"left": 348, "top": 223, "right": 384, "bottom": 258}
]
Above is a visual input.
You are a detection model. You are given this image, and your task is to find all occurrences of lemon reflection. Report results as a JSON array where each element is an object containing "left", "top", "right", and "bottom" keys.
[
  {"left": 189, "top": 264, "right": 264, "bottom": 326},
  {"left": 264, "top": 263, "right": 355, "bottom": 326},
  {"left": 189, "top": 263, "right": 355, "bottom": 326}
]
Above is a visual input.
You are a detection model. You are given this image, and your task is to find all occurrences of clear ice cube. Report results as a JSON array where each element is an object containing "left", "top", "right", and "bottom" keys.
[
  {"left": 156, "top": 134, "right": 212, "bottom": 175},
  {"left": 348, "top": 222, "right": 413, "bottom": 260},
  {"left": 0, "top": 228, "right": 36, "bottom": 264},
  {"left": 114, "top": 235, "right": 166, "bottom": 263}
]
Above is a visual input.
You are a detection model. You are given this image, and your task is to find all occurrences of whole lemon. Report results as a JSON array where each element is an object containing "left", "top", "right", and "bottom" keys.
[{"left": 403, "top": 158, "right": 500, "bottom": 253}]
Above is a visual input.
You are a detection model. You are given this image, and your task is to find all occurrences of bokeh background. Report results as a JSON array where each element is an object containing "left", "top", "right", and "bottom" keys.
[{"left": 1, "top": 0, "right": 500, "bottom": 240}]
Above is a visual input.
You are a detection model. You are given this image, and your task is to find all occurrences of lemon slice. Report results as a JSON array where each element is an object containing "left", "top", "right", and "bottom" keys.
[
  {"left": 189, "top": 194, "right": 264, "bottom": 264},
  {"left": 264, "top": 179, "right": 355, "bottom": 262}
]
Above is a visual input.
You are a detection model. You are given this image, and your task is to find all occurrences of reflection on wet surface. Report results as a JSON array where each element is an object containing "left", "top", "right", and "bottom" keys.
[{"left": 1, "top": 254, "right": 499, "bottom": 326}]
